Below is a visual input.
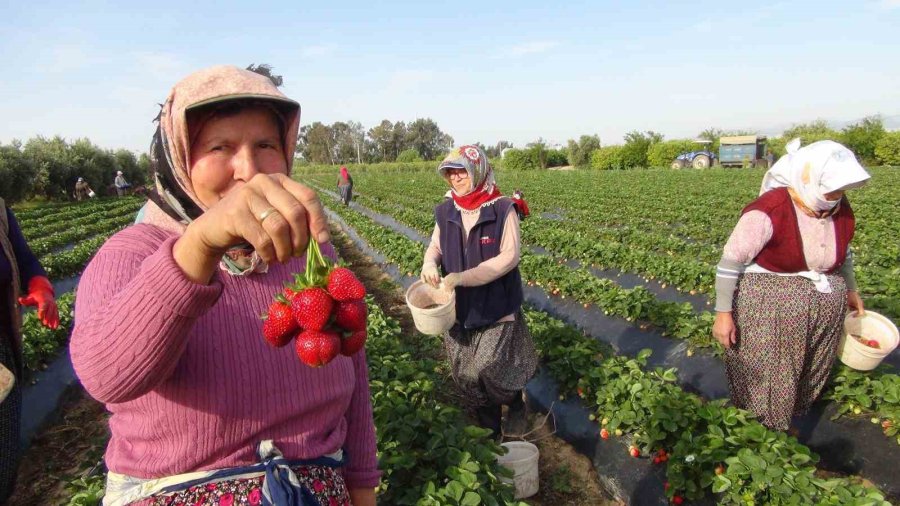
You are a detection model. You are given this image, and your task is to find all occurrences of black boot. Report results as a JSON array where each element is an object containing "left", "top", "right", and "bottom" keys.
[
  {"left": 475, "top": 404, "right": 502, "bottom": 439},
  {"left": 504, "top": 391, "right": 529, "bottom": 437}
]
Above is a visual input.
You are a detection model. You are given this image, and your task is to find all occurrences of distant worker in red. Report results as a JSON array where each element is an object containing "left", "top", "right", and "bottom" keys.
[{"left": 511, "top": 189, "right": 530, "bottom": 220}]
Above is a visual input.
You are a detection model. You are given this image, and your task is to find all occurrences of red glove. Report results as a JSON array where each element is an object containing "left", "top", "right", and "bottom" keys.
[{"left": 18, "top": 276, "right": 59, "bottom": 330}]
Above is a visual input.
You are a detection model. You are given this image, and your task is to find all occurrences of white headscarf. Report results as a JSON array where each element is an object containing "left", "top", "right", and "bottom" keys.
[{"left": 760, "top": 139, "right": 870, "bottom": 212}]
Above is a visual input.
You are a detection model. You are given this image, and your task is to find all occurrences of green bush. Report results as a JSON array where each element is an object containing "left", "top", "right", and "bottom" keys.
[
  {"left": 396, "top": 148, "right": 424, "bottom": 163},
  {"left": 647, "top": 140, "right": 697, "bottom": 168},
  {"left": 841, "top": 116, "right": 885, "bottom": 165},
  {"left": 502, "top": 148, "right": 540, "bottom": 171},
  {"left": 567, "top": 135, "right": 601, "bottom": 168},
  {"left": 590, "top": 145, "right": 626, "bottom": 170},
  {"left": 874, "top": 131, "right": 900, "bottom": 166},
  {"left": 546, "top": 149, "right": 568, "bottom": 168}
]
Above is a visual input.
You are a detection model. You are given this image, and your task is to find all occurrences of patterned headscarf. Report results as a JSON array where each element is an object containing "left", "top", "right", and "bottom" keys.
[
  {"left": 760, "top": 139, "right": 870, "bottom": 215},
  {"left": 438, "top": 145, "right": 502, "bottom": 211}
]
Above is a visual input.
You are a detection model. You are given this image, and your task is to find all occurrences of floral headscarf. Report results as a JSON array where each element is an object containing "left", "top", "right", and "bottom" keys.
[
  {"left": 438, "top": 145, "right": 502, "bottom": 211},
  {"left": 141, "top": 65, "right": 301, "bottom": 275},
  {"left": 760, "top": 139, "right": 870, "bottom": 216}
]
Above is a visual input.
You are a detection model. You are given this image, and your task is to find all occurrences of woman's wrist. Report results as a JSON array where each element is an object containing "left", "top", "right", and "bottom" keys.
[{"left": 173, "top": 228, "right": 221, "bottom": 284}]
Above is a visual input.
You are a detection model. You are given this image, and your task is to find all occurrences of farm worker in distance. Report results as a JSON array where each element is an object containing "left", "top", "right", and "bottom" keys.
[
  {"left": 74, "top": 177, "right": 93, "bottom": 201},
  {"left": 713, "top": 139, "right": 869, "bottom": 430},
  {"left": 337, "top": 165, "right": 353, "bottom": 206},
  {"left": 114, "top": 170, "right": 130, "bottom": 197},
  {"left": 420, "top": 144, "right": 538, "bottom": 439},
  {"left": 0, "top": 198, "right": 59, "bottom": 502},
  {"left": 69, "top": 65, "right": 379, "bottom": 506},
  {"left": 510, "top": 188, "right": 530, "bottom": 220}
]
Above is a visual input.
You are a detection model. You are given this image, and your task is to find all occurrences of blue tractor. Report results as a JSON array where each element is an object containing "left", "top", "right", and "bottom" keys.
[{"left": 671, "top": 140, "right": 715, "bottom": 169}]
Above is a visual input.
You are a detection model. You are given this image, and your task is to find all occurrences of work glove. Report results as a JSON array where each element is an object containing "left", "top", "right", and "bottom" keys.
[
  {"left": 442, "top": 272, "right": 462, "bottom": 291},
  {"left": 420, "top": 263, "right": 441, "bottom": 288},
  {"left": 18, "top": 276, "right": 59, "bottom": 330}
]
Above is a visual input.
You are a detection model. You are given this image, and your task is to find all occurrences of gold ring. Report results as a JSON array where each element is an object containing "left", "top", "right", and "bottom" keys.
[{"left": 258, "top": 207, "right": 280, "bottom": 223}]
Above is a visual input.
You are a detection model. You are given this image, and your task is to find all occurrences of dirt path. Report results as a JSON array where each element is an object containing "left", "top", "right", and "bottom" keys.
[
  {"left": 329, "top": 223, "right": 619, "bottom": 506},
  {"left": 10, "top": 385, "right": 108, "bottom": 505}
]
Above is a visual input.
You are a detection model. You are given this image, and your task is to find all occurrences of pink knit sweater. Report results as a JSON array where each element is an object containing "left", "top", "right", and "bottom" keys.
[{"left": 69, "top": 224, "right": 380, "bottom": 488}]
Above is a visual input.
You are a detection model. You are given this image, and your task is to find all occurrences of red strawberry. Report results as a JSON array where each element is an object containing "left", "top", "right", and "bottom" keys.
[
  {"left": 327, "top": 267, "right": 366, "bottom": 301},
  {"left": 715, "top": 465, "right": 725, "bottom": 475},
  {"left": 600, "top": 428, "right": 609, "bottom": 440},
  {"left": 653, "top": 457, "right": 661, "bottom": 465},
  {"left": 629, "top": 447, "right": 640, "bottom": 458},
  {"left": 295, "top": 329, "right": 340, "bottom": 367},
  {"left": 291, "top": 287, "right": 334, "bottom": 331},
  {"left": 334, "top": 299, "right": 367, "bottom": 332},
  {"left": 262, "top": 299, "right": 298, "bottom": 347},
  {"left": 341, "top": 329, "right": 367, "bottom": 356},
  {"left": 672, "top": 496, "right": 683, "bottom": 505}
]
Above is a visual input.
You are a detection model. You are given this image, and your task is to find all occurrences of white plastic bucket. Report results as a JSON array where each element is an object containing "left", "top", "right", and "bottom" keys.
[
  {"left": 88, "top": 190, "right": 96, "bottom": 198},
  {"left": 405, "top": 280, "right": 455, "bottom": 335},
  {"left": 496, "top": 441, "right": 539, "bottom": 499},
  {"left": 838, "top": 311, "right": 899, "bottom": 371}
]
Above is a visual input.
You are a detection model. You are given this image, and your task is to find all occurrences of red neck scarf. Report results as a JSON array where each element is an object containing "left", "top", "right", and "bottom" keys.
[{"left": 451, "top": 181, "right": 503, "bottom": 211}]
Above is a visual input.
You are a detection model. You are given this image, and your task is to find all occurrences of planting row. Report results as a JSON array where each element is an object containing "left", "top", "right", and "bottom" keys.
[
  {"left": 318, "top": 191, "right": 900, "bottom": 453},
  {"left": 323, "top": 196, "right": 891, "bottom": 504},
  {"left": 306, "top": 168, "right": 899, "bottom": 322},
  {"left": 17, "top": 197, "right": 141, "bottom": 232},
  {"left": 27, "top": 212, "right": 138, "bottom": 257}
]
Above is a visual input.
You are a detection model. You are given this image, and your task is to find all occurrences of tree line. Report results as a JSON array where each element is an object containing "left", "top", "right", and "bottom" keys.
[
  {"left": 502, "top": 116, "right": 900, "bottom": 171},
  {"left": 0, "top": 136, "right": 149, "bottom": 203}
]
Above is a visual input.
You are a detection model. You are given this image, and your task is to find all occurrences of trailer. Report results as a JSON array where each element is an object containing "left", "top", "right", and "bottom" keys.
[{"left": 719, "top": 135, "right": 768, "bottom": 168}]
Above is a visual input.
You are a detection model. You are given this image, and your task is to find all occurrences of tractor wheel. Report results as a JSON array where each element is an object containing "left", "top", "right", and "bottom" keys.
[
  {"left": 671, "top": 160, "right": 685, "bottom": 169},
  {"left": 692, "top": 155, "right": 710, "bottom": 169}
]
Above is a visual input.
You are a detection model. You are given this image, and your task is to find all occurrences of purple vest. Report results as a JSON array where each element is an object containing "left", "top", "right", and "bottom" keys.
[{"left": 436, "top": 198, "right": 524, "bottom": 330}]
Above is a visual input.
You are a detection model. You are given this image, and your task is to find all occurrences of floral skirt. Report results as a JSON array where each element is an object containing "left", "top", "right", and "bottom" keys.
[
  {"left": 726, "top": 273, "right": 846, "bottom": 430},
  {"left": 131, "top": 465, "right": 350, "bottom": 506},
  {"left": 444, "top": 311, "right": 538, "bottom": 407}
]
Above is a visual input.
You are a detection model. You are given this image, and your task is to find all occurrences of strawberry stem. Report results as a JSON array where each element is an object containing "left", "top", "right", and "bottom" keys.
[{"left": 302, "top": 239, "right": 333, "bottom": 287}]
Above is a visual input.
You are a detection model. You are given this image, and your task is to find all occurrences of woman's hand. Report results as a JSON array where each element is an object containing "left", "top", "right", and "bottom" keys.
[
  {"left": 847, "top": 290, "right": 865, "bottom": 316},
  {"left": 18, "top": 276, "right": 59, "bottom": 330},
  {"left": 712, "top": 311, "right": 737, "bottom": 349},
  {"left": 174, "top": 173, "right": 330, "bottom": 283},
  {"left": 441, "top": 272, "right": 461, "bottom": 291},
  {"left": 420, "top": 263, "right": 441, "bottom": 288}
]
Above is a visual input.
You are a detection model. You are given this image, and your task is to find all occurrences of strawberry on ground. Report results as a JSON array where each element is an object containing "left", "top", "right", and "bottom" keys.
[
  {"left": 261, "top": 298, "right": 298, "bottom": 347},
  {"left": 600, "top": 428, "right": 609, "bottom": 440},
  {"left": 341, "top": 329, "right": 367, "bottom": 356},
  {"left": 295, "top": 329, "right": 341, "bottom": 367},
  {"left": 291, "top": 287, "right": 334, "bottom": 331},
  {"left": 327, "top": 267, "right": 366, "bottom": 301},
  {"left": 334, "top": 299, "right": 367, "bottom": 332}
]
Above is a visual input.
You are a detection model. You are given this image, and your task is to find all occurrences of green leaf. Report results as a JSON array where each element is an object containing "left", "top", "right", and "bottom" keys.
[
  {"left": 713, "top": 474, "right": 732, "bottom": 493},
  {"left": 461, "top": 491, "right": 482, "bottom": 506}
]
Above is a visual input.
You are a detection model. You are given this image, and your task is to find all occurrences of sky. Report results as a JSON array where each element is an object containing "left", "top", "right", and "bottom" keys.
[{"left": 1, "top": 0, "right": 899, "bottom": 153}]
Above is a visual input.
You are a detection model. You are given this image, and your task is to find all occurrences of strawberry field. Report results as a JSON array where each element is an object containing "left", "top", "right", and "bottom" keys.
[
  {"left": 300, "top": 166, "right": 900, "bottom": 505},
  {"left": 12, "top": 167, "right": 900, "bottom": 505}
]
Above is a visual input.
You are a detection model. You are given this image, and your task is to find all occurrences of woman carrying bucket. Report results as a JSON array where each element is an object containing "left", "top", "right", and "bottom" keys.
[
  {"left": 713, "top": 139, "right": 869, "bottom": 430},
  {"left": 419, "top": 144, "right": 538, "bottom": 438}
]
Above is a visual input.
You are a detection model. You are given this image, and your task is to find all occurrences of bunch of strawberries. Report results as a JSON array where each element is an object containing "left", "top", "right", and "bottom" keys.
[{"left": 261, "top": 239, "right": 368, "bottom": 367}]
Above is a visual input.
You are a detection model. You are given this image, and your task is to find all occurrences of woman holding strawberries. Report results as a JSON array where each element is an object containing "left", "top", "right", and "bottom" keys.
[
  {"left": 71, "top": 65, "right": 378, "bottom": 506},
  {"left": 420, "top": 145, "right": 538, "bottom": 439},
  {"left": 713, "top": 139, "right": 869, "bottom": 431}
]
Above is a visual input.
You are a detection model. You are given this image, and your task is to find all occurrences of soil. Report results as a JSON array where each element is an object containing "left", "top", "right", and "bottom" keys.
[
  {"left": 329, "top": 223, "right": 618, "bottom": 505},
  {"left": 10, "top": 385, "right": 109, "bottom": 505}
]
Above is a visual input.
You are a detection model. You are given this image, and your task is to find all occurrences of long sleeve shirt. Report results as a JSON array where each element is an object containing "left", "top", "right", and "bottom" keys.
[
  {"left": 715, "top": 207, "right": 858, "bottom": 311},
  {"left": 69, "top": 224, "right": 380, "bottom": 487},
  {"left": 423, "top": 206, "right": 521, "bottom": 322},
  {"left": 0, "top": 208, "right": 47, "bottom": 292}
]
